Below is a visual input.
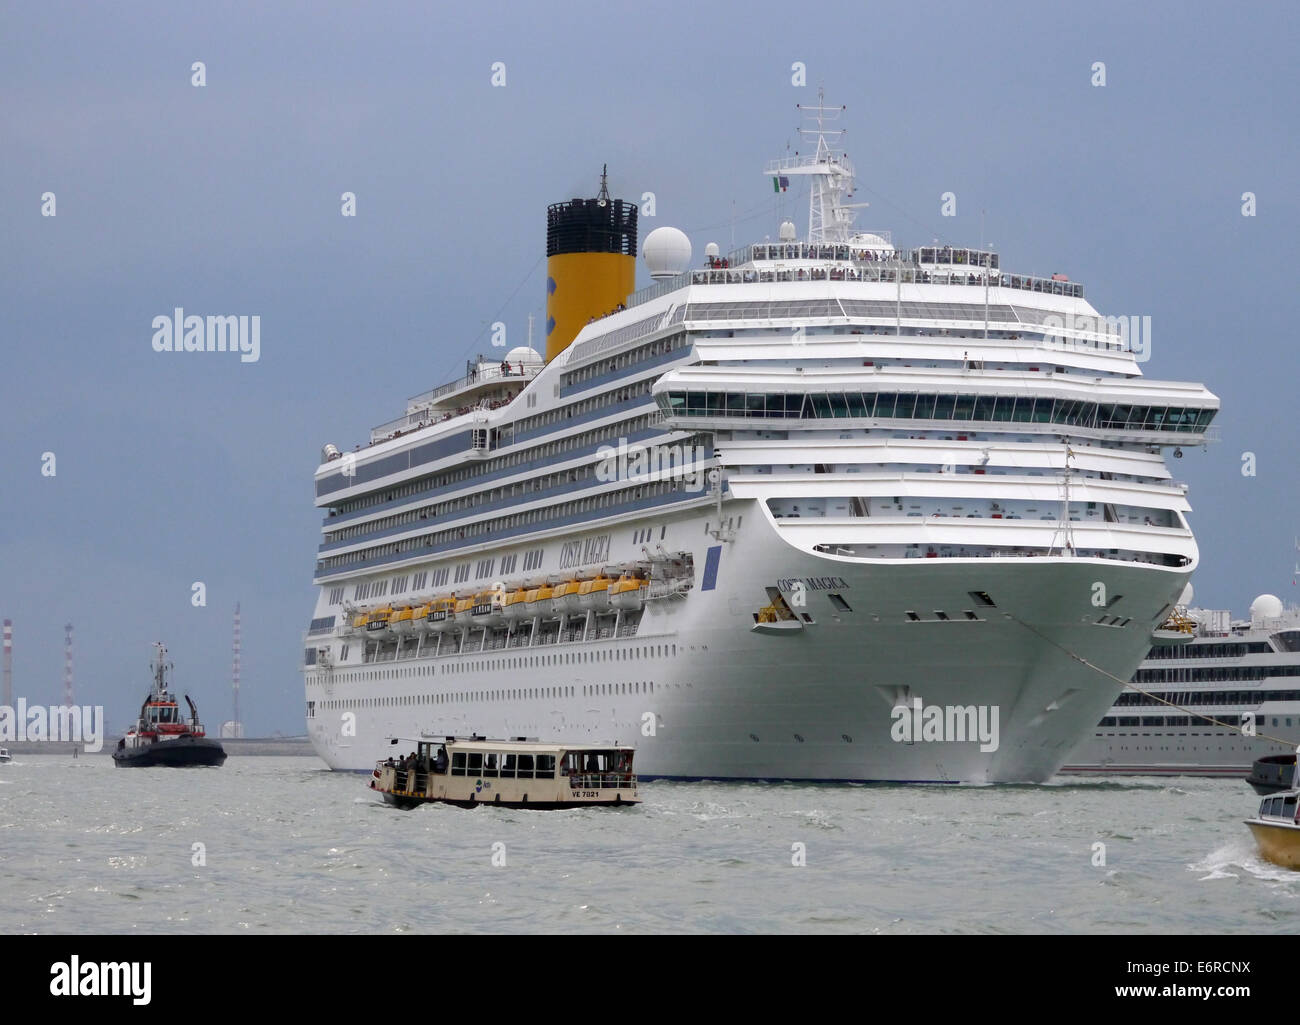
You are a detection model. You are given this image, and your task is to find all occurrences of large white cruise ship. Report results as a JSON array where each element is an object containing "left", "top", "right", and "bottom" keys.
[
  {"left": 1063, "top": 593, "right": 1300, "bottom": 777},
  {"left": 302, "top": 100, "right": 1220, "bottom": 782}
]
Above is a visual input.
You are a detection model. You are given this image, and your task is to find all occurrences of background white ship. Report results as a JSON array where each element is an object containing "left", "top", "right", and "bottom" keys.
[
  {"left": 302, "top": 98, "right": 1219, "bottom": 782},
  {"left": 1064, "top": 591, "right": 1300, "bottom": 777}
]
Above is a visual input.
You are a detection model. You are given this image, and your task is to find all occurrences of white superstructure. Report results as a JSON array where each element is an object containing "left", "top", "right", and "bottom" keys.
[{"left": 302, "top": 99, "right": 1219, "bottom": 783}]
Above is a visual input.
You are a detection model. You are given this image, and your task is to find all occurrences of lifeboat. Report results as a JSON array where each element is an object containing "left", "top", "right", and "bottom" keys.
[
  {"left": 578, "top": 575, "right": 612, "bottom": 612},
  {"left": 609, "top": 574, "right": 648, "bottom": 611},
  {"left": 470, "top": 586, "right": 506, "bottom": 628},
  {"left": 365, "top": 606, "right": 393, "bottom": 639},
  {"left": 551, "top": 579, "right": 583, "bottom": 616},
  {"left": 391, "top": 605, "right": 418, "bottom": 637},
  {"left": 425, "top": 596, "right": 456, "bottom": 633},
  {"left": 502, "top": 587, "right": 531, "bottom": 622},
  {"left": 410, "top": 601, "right": 434, "bottom": 634},
  {"left": 453, "top": 595, "right": 476, "bottom": 626},
  {"left": 527, "top": 584, "right": 554, "bottom": 616}
]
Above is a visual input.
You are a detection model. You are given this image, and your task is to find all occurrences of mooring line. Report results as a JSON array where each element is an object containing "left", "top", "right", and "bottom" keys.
[{"left": 1005, "top": 612, "right": 1294, "bottom": 749}]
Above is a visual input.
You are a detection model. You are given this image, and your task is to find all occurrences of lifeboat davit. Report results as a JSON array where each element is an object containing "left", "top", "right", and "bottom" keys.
[
  {"left": 609, "top": 574, "right": 648, "bottom": 611},
  {"left": 578, "top": 575, "right": 612, "bottom": 612},
  {"left": 502, "top": 587, "right": 531, "bottom": 622},
  {"left": 551, "top": 579, "right": 583, "bottom": 616}
]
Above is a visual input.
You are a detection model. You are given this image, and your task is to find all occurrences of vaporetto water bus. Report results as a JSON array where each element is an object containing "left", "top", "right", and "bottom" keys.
[
  {"left": 369, "top": 736, "right": 639, "bottom": 809},
  {"left": 303, "top": 95, "right": 1219, "bottom": 783}
]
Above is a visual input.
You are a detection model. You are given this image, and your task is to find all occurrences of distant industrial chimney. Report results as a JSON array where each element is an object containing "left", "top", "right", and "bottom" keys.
[
  {"left": 3, "top": 619, "right": 11, "bottom": 708},
  {"left": 63, "top": 623, "right": 73, "bottom": 707},
  {"left": 223, "top": 602, "right": 245, "bottom": 739}
]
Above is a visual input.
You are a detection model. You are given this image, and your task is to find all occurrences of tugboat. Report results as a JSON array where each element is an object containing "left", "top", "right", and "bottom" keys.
[
  {"left": 112, "top": 643, "right": 227, "bottom": 768},
  {"left": 1247, "top": 753, "right": 1296, "bottom": 795},
  {"left": 370, "top": 735, "right": 639, "bottom": 809},
  {"left": 1246, "top": 787, "right": 1300, "bottom": 869}
]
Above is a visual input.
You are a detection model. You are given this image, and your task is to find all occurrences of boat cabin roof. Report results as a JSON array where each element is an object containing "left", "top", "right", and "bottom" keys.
[{"left": 392, "top": 737, "right": 631, "bottom": 755}]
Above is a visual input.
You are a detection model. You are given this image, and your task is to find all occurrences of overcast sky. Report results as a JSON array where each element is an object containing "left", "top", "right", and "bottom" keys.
[{"left": 2, "top": 0, "right": 1297, "bottom": 734}]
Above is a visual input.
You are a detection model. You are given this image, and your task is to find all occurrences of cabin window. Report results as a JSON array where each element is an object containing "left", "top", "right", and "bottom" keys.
[
  {"left": 1285, "top": 796, "right": 1298, "bottom": 820},
  {"left": 482, "top": 752, "right": 498, "bottom": 778},
  {"left": 451, "top": 752, "right": 467, "bottom": 776},
  {"left": 535, "top": 754, "right": 555, "bottom": 778},
  {"left": 516, "top": 754, "right": 535, "bottom": 779}
]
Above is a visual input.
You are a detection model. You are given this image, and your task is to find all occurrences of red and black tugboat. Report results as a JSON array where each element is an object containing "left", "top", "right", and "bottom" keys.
[{"left": 112, "top": 643, "right": 227, "bottom": 767}]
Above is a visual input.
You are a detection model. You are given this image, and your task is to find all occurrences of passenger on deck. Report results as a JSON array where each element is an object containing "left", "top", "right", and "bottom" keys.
[{"left": 434, "top": 746, "right": 448, "bottom": 773}]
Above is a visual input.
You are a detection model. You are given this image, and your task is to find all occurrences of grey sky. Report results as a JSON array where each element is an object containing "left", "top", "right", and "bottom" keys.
[{"left": 2, "top": 0, "right": 1296, "bottom": 733}]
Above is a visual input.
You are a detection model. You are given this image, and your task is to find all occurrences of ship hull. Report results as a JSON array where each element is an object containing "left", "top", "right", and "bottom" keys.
[
  {"left": 112, "top": 736, "right": 227, "bottom": 767},
  {"left": 307, "top": 513, "right": 1188, "bottom": 784},
  {"left": 1246, "top": 819, "right": 1300, "bottom": 869}
]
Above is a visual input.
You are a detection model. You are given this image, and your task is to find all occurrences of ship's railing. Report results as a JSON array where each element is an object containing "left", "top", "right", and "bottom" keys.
[
  {"left": 681, "top": 263, "right": 1082, "bottom": 298},
  {"left": 387, "top": 768, "right": 429, "bottom": 794},
  {"left": 369, "top": 363, "right": 538, "bottom": 442},
  {"left": 369, "top": 397, "right": 499, "bottom": 445},
  {"left": 625, "top": 241, "right": 1082, "bottom": 312},
  {"left": 407, "top": 360, "right": 539, "bottom": 408}
]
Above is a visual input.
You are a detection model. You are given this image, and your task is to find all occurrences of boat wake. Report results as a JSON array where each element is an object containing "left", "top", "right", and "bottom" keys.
[{"left": 1192, "top": 840, "right": 1300, "bottom": 884}]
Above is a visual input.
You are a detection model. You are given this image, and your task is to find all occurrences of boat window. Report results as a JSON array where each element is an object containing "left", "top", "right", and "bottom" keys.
[
  {"left": 516, "top": 754, "right": 535, "bottom": 779},
  {"left": 535, "top": 754, "right": 555, "bottom": 778},
  {"left": 467, "top": 752, "right": 482, "bottom": 773},
  {"left": 451, "top": 752, "right": 467, "bottom": 776},
  {"left": 482, "top": 752, "right": 498, "bottom": 778},
  {"left": 1285, "top": 796, "right": 1298, "bottom": 820}
]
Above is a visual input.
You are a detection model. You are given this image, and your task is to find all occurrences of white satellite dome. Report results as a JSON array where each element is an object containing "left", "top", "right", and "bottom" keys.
[
  {"left": 1251, "top": 594, "right": 1284, "bottom": 623},
  {"left": 704, "top": 242, "right": 720, "bottom": 259},
  {"left": 778, "top": 220, "right": 797, "bottom": 242},
  {"left": 643, "top": 226, "right": 692, "bottom": 280},
  {"left": 849, "top": 231, "right": 895, "bottom": 254},
  {"left": 506, "top": 345, "right": 543, "bottom": 365}
]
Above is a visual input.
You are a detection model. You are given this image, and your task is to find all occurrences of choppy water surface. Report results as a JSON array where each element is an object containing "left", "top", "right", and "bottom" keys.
[{"left": 0, "top": 754, "right": 1295, "bottom": 933}]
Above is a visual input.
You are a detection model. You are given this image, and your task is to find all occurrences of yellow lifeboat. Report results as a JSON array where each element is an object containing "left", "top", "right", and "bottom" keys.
[
  {"left": 365, "top": 606, "right": 393, "bottom": 638},
  {"left": 551, "top": 579, "right": 583, "bottom": 616},
  {"left": 470, "top": 585, "right": 506, "bottom": 627},
  {"left": 425, "top": 596, "right": 456, "bottom": 633},
  {"left": 578, "top": 574, "right": 612, "bottom": 612},
  {"left": 609, "top": 574, "right": 648, "bottom": 611},
  {"left": 527, "top": 584, "right": 554, "bottom": 613},
  {"left": 453, "top": 595, "right": 476, "bottom": 622},
  {"left": 502, "top": 587, "right": 531, "bottom": 622},
  {"left": 390, "top": 605, "right": 416, "bottom": 637},
  {"left": 410, "top": 601, "right": 434, "bottom": 634}
]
